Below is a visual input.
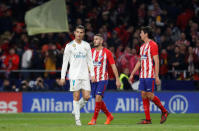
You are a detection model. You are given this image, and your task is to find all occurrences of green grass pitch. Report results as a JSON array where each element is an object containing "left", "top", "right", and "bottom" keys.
[{"left": 0, "top": 113, "right": 199, "bottom": 131}]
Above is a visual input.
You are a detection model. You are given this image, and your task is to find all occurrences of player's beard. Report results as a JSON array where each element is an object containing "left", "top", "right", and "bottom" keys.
[{"left": 93, "top": 43, "right": 100, "bottom": 48}]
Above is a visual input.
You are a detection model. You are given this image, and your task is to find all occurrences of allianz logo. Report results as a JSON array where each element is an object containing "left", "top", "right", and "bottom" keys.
[
  {"left": 114, "top": 98, "right": 165, "bottom": 112},
  {"left": 169, "top": 95, "right": 188, "bottom": 113},
  {"left": 30, "top": 98, "right": 95, "bottom": 112}
]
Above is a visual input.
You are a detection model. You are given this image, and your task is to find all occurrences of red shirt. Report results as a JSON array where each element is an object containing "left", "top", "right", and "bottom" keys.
[
  {"left": 4, "top": 54, "right": 20, "bottom": 70},
  {"left": 92, "top": 48, "right": 115, "bottom": 82},
  {"left": 140, "top": 40, "right": 158, "bottom": 78}
]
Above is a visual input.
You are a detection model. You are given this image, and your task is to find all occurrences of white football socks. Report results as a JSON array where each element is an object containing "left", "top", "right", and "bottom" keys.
[
  {"left": 79, "top": 97, "right": 88, "bottom": 110},
  {"left": 73, "top": 100, "right": 80, "bottom": 120}
]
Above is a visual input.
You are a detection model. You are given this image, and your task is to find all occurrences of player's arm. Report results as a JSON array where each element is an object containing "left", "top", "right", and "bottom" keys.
[
  {"left": 110, "top": 64, "right": 121, "bottom": 89},
  {"left": 153, "top": 55, "right": 160, "bottom": 85},
  {"left": 153, "top": 55, "right": 159, "bottom": 78},
  {"left": 129, "top": 60, "right": 141, "bottom": 84},
  {"left": 107, "top": 50, "right": 121, "bottom": 89},
  {"left": 60, "top": 45, "right": 70, "bottom": 86},
  {"left": 87, "top": 45, "right": 95, "bottom": 82},
  {"left": 151, "top": 42, "right": 161, "bottom": 85}
]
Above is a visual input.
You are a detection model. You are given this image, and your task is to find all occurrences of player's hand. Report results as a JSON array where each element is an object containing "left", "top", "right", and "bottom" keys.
[
  {"left": 155, "top": 76, "right": 161, "bottom": 86},
  {"left": 128, "top": 74, "right": 134, "bottom": 84},
  {"left": 116, "top": 78, "right": 121, "bottom": 89},
  {"left": 59, "top": 79, "right": 66, "bottom": 86},
  {"left": 91, "top": 76, "right": 95, "bottom": 83}
]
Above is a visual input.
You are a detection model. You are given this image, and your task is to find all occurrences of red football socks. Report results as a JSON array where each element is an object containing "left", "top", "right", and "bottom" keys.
[
  {"left": 142, "top": 98, "right": 151, "bottom": 120},
  {"left": 93, "top": 102, "right": 102, "bottom": 120},
  {"left": 101, "top": 101, "right": 111, "bottom": 117},
  {"left": 152, "top": 96, "right": 167, "bottom": 113}
]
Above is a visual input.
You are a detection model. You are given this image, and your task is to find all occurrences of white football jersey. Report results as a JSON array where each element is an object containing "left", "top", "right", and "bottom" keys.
[{"left": 61, "top": 40, "right": 94, "bottom": 80}]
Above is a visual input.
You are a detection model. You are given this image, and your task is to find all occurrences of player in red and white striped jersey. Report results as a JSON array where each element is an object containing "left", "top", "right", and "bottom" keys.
[
  {"left": 129, "top": 26, "right": 169, "bottom": 124},
  {"left": 139, "top": 39, "right": 157, "bottom": 78},
  {"left": 88, "top": 34, "right": 121, "bottom": 125},
  {"left": 92, "top": 46, "right": 114, "bottom": 82}
]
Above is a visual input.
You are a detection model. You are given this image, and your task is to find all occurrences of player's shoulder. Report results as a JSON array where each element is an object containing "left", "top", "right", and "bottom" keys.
[
  {"left": 82, "top": 40, "right": 90, "bottom": 46},
  {"left": 103, "top": 48, "right": 113, "bottom": 56},
  {"left": 149, "top": 40, "right": 158, "bottom": 47},
  {"left": 65, "top": 40, "right": 74, "bottom": 48},
  {"left": 103, "top": 48, "right": 111, "bottom": 53}
]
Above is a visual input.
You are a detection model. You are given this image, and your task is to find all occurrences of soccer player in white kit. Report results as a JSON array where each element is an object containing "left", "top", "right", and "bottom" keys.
[{"left": 60, "top": 25, "right": 95, "bottom": 126}]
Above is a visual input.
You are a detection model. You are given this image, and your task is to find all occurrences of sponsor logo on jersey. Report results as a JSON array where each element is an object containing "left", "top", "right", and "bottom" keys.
[
  {"left": 93, "top": 61, "right": 101, "bottom": 66},
  {"left": 141, "top": 55, "right": 147, "bottom": 60},
  {"left": 74, "top": 52, "right": 86, "bottom": 58}
]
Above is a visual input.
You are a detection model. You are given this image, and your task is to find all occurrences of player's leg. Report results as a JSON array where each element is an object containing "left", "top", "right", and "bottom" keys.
[
  {"left": 96, "top": 80, "right": 113, "bottom": 124},
  {"left": 102, "top": 99, "right": 114, "bottom": 124},
  {"left": 88, "top": 82, "right": 98, "bottom": 125},
  {"left": 145, "top": 78, "right": 169, "bottom": 124},
  {"left": 79, "top": 89, "right": 90, "bottom": 110},
  {"left": 137, "top": 79, "right": 152, "bottom": 124},
  {"left": 81, "top": 79, "right": 91, "bottom": 109},
  {"left": 73, "top": 90, "right": 81, "bottom": 126},
  {"left": 88, "top": 94, "right": 102, "bottom": 125},
  {"left": 72, "top": 79, "right": 91, "bottom": 115},
  {"left": 70, "top": 80, "right": 81, "bottom": 126}
]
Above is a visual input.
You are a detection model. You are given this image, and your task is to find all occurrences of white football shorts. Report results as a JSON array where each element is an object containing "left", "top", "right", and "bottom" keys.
[{"left": 69, "top": 79, "right": 91, "bottom": 91}]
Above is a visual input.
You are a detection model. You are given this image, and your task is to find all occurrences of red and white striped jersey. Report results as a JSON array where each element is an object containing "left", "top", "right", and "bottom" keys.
[
  {"left": 92, "top": 48, "right": 115, "bottom": 82},
  {"left": 139, "top": 40, "right": 158, "bottom": 78}
]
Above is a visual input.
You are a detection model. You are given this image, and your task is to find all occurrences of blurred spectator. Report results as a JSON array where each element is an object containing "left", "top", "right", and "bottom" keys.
[
  {"left": 19, "top": 80, "right": 31, "bottom": 91},
  {"left": 44, "top": 49, "right": 56, "bottom": 78},
  {"left": 160, "top": 49, "right": 168, "bottom": 78},
  {"left": 177, "top": 9, "right": 194, "bottom": 31},
  {"left": 0, "top": 79, "right": 16, "bottom": 91},
  {"left": 129, "top": 48, "right": 139, "bottom": 80},
  {"left": 193, "top": 39, "right": 199, "bottom": 62},
  {"left": 2, "top": 48, "right": 20, "bottom": 78},
  {"left": 119, "top": 68, "right": 132, "bottom": 90},
  {"left": 175, "top": 32, "right": 190, "bottom": 47},
  {"left": 138, "top": 4, "right": 146, "bottom": 25},
  {"left": 21, "top": 47, "right": 33, "bottom": 79},
  {"left": 169, "top": 46, "right": 186, "bottom": 79},
  {"left": 32, "top": 77, "right": 48, "bottom": 91},
  {"left": 117, "top": 46, "right": 131, "bottom": 73},
  {"left": 186, "top": 46, "right": 198, "bottom": 76}
]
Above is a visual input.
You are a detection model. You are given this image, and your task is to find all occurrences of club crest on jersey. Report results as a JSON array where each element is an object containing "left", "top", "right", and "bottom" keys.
[
  {"left": 98, "top": 55, "right": 103, "bottom": 61},
  {"left": 72, "top": 44, "right": 76, "bottom": 49}
]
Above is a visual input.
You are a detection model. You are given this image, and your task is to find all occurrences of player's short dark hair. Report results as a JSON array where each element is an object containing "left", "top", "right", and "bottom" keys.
[
  {"left": 141, "top": 26, "right": 154, "bottom": 39},
  {"left": 75, "top": 25, "right": 85, "bottom": 32},
  {"left": 94, "top": 33, "right": 103, "bottom": 39}
]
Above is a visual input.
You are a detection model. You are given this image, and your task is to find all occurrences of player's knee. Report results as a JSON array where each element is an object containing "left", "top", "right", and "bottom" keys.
[
  {"left": 73, "top": 93, "right": 80, "bottom": 101},
  {"left": 146, "top": 92, "right": 154, "bottom": 100},
  {"left": 84, "top": 95, "right": 90, "bottom": 101},
  {"left": 73, "top": 96, "right": 80, "bottom": 101},
  {"left": 95, "top": 95, "right": 102, "bottom": 102},
  {"left": 141, "top": 91, "right": 147, "bottom": 98}
]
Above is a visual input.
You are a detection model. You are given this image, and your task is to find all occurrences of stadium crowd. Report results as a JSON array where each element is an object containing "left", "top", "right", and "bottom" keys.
[{"left": 0, "top": 0, "right": 199, "bottom": 91}]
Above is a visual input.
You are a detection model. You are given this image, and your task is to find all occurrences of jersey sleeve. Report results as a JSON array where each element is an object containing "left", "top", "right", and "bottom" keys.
[
  {"left": 61, "top": 45, "right": 70, "bottom": 79},
  {"left": 150, "top": 42, "right": 158, "bottom": 57},
  {"left": 107, "top": 49, "right": 115, "bottom": 65}
]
